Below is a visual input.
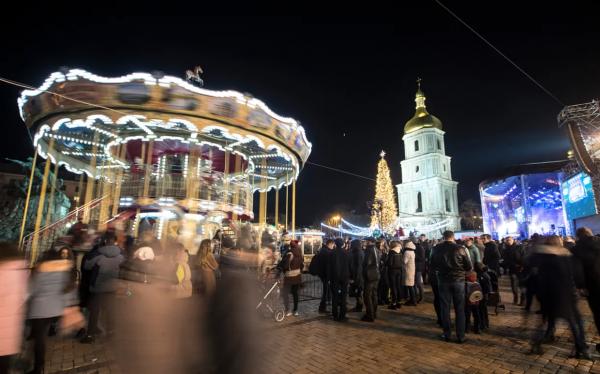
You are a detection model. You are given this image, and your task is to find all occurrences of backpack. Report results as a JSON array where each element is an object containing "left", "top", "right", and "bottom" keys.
[{"left": 466, "top": 281, "right": 483, "bottom": 305}]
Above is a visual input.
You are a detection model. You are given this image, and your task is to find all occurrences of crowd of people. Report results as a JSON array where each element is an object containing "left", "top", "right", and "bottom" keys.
[
  {"left": 299, "top": 229, "right": 600, "bottom": 360},
  {"left": 0, "top": 223, "right": 599, "bottom": 373}
]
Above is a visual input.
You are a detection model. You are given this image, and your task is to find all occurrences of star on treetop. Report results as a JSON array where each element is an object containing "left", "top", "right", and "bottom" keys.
[{"left": 380, "top": 150, "right": 386, "bottom": 158}]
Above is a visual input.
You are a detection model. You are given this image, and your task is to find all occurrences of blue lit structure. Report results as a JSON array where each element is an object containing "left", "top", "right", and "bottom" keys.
[{"left": 479, "top": 161, "right": 569, "bottom": 240}]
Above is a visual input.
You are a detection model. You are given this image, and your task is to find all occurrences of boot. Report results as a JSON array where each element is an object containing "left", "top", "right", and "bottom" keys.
[{"left": 518, "top": 293, "right": 525, "bottom": 306}]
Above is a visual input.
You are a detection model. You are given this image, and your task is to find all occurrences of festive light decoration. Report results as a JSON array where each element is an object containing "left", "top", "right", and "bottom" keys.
[{"left": 370, "top": 151, "right": 398, "bottom": 233}]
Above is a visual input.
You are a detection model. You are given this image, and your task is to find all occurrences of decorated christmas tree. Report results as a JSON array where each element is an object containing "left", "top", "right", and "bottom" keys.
[{"left": 370, "top": 151, "right": 398, "bottom": 233}]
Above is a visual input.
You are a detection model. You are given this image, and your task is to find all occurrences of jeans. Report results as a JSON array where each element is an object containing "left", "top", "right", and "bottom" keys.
[
  {"left": 319, "top": 278, "right": 330, "bottom": 311},
  {"left": 414, "top": 271, "right": 424, "bottom": 302},
  {"left": 532, "top": 312, "right": 587, "bottom": 353},
  {"left": 364, "top": 280, "right": 378, "bottom": 320},
  {"left": 406, "top": 286, "right": 416, "bottom": 304},
  {"left": 331, "top": 282, "right": 348, "bottom": 320},
  {"left": 479, "top": 299, "right": 489, "bottom": 329},
  {"left": 30, "top": 317, "right": 54, "bottom": 374},
  {"left": 439, "top": 280, "right": 466, "bottom": 340},
  {"left": 354, "top": 285, "right": 364, "bottom": 310},
  {"left": 389, "top": 269, "right": 403, "bottom": 305},
  {"left": 283, "top": 284, "right": 299, "bottom": 312}
]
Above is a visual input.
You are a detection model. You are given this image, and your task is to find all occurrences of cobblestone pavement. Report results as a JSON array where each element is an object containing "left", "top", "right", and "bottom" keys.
[{"left": 29, "top": 277, "right": 600, "bottom": 373}]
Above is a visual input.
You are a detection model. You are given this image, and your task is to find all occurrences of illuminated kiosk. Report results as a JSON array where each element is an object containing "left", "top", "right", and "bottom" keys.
[
  {"left": 479, "top": 161, "right": 569, "bottom": 240},
  {"left": 19, "top": 69, "right": 311, "bottom": 257}
]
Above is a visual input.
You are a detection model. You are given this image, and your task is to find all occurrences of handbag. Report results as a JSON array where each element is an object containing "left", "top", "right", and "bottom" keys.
[{"left": 60, "top": 306, "right": 85, "bottom": 335}]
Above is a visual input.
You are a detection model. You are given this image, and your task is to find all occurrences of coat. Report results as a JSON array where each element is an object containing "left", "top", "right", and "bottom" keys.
[
  {"left": 350, "top": 242, "right": 364, "bottom": 288},
  {"left": 173, "top": 251, "right": 193, "bottom": 299},
  {"left": 571, "top": 235, "right": 600, "bottom": 294},
  {"left": 530, "top": 244, "right": 579, "bottom": 319},
  {"left": 280, "top": 247, "right": 303, "bottom": 286},
  {"left": 27, "top": 260, "right": 76, "bottom": 319},
  {"left": 327, "top": 247, "right": 351, "bottom": 285},
  {"left": 362, "top": 245, "right": 380, "bottom": 283},
  {"left": 85, "top": 245, "right": 124, "bottom": 293},
  {"left": 483, "top": 241, "right": 501, "bottom": 274},
  {"left": 0, "top": 260, "right": 28, "bottom": 356},
  {"left": 414, "top": 243, "right": 426, "bottom": 273},
  {"left": 402, "top": 249, "right": 416, "bottom": 286}
]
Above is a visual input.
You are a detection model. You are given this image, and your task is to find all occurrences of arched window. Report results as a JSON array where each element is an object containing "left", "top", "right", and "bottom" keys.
[
  {"left": 443, "top": 164, "right": 446, "bottom": 172},
  {"left": 445, "top": 190, "right": 451, "bottom": 212},
  {"left": 437, "top": 139, "right": 441, "bottom": 150},
  {"left": 414, "top": 140, "right": 419, "bottom": 151},
  {"left": 416, "top": 165, "right": 419, "bottom": 173},
  {"left": 416, "top": 192, "right": 423, "bottom": 213}
]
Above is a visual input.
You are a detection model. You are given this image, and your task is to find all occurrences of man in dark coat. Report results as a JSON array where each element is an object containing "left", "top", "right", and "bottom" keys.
[
  {"left": 502, "top": 236, "right": 525, "bottom": 304},
  {"left": 328, "top": 238, "right": 351, "bottom": 322},
  {"left": 481, "top": 234, "right": 501, "bottom": 276},
  {"left": 349, "top": 239, "right": 365, "bottom": 312},
  {"left": 573, "top": 227, "right": 600, "bottom": 354},
  {"left": 314, "top": 239, "right": 334, "bottom": 313},
  {"left": 361, "top": 237, "right": 380, "bottom": 322},
  {"left": 529, "top": 239, "right": 590, "bottom": 359},
  {"left": 431, "top": 231, "right": 472, "bottom": 343}
]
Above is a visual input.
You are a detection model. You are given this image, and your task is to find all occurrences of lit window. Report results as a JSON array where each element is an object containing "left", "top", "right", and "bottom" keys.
[
  {"left": 416, "top": 166, "right": 419, "bottom": 173},
  {"left": 437, "top": 139, "right": 441, "bottom": 150},
  {"left": 416, "top": 192, "right": 422, "bottom": 213}
]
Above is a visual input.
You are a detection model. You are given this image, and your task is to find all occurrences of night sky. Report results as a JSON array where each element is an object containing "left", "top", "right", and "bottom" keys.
[{"left": 1, "top": 4, "right": 600, "bottom": 226}]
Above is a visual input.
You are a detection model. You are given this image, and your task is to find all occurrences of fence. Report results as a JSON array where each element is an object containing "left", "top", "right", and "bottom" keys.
[{"left": 298, "top": 273, "right": 323, "bottom": 302}]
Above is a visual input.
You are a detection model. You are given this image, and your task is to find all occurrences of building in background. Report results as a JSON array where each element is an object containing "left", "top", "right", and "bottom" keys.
[{"left": 396, "top": 82, "right": 460, "bottom": 237}]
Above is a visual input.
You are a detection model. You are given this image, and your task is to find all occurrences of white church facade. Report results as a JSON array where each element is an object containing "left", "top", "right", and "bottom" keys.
[{"left": 396, "top": 82, "right": 461, "bottom": 236}]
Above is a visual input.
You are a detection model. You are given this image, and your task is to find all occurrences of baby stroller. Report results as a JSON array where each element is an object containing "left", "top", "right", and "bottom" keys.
[
  {"left": 256, "top": 273, "right": 286, "bottom": 322},
  {"left": 487, "top": 270, "right": 506, "bottom": 315}
]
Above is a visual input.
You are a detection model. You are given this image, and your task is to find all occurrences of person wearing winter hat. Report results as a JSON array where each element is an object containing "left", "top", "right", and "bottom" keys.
[{"left": 403, "top": 241, "right": 417, "bottom": 306}]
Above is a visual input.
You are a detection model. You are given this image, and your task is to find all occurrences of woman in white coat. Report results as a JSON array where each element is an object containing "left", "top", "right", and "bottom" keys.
[{"left": 402, "top": 241, "right": 417, "bottom": 306}]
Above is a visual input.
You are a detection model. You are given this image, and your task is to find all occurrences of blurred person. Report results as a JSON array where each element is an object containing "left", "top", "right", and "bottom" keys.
[
  {"left": 474, "top": 237, "right": 485, "bottom": 261},
  {"left": 564, "top": 235, "right": 576, "bottom": 250},
  {"left": 196, "top": 239, "right": 219, "bottom": 296},
  {"left": 327, "top": 238, "right": 351, "bottom": 322},
  {"left": 361, "top": 237, "right": 380, "bottom": 322},
  {"left": 419, "top": 234, "right": 431, "bottom": 284},
  {"left": 278, "top": 240, "right": 303, "bottom": 316},
  {"left": 387, "top": 240, "right": 403, "bottom": 310},
  {"left": 529, "top": 235, "right": 590, "bottom": 359},
  {"left": 431, "top": 231, "right": 472, "bottom": 343},
  {"left": 81, "top": 231, "right": 124, "bottom": 343},
  {"left": 572, "top": 227, "right": 600, "bottom": 354},
  {"left": 429, "top": 239, "right": 442, "bottom": 326},
  {"left": 403, "top": 241, "right": 417, "bottom": 306},
  {"left": 502, "top": 236, "right": 525, "bottom": 304},
  {"left": 0, "top": 243, "right": 28, "bottom": 374},
  {"left": 349, "top": 239, "right": 365, "bottom": 312},
  {"left": 27, "top": 249, "right": 78, "bottom": 374}
]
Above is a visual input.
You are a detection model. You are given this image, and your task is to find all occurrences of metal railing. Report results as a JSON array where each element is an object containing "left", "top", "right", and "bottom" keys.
[{"left": 21, "top": 195, "right": 107, "bottom": 263}]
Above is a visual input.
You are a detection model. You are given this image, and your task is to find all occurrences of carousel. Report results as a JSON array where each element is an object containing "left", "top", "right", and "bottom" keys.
[{"left": 18, "top": 68, "right": 312, "bottom": 258}]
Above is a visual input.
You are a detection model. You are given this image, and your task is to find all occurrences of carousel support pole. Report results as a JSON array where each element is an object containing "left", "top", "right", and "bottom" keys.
[
  {"left": 223, "top": 149, "right": 230, "bottom": 206},
  {"left": 143, "top": 140, "right": 154, "bottom": 198},
  {"left": 31, "top": 138, "right": 54, "bottom": 265},
  {"left": 18, "top": 150, "right": 38, "bottom": 248},
  {"left": 207, "top": 147, "right": 213, "bottom": 203},
  {"left": 275, "top": 188, "right": 279, "bottom": 231},
  {"left": 285, "top": 173, "right": 289, "bottom": 232},
  {"left": 292, "top": 179, "right": 296, "bottom": 237},
  {"left": 134, "top": 141, "right": 147, "bottom": 239},
  {"left": 232, "top": 155, "right": 242, "bottom": 221},
  {"left": 97, "top": 160, "right": 114, "bottom": 231},
  {"left": 258, "top": 159, "right": 267, "bottom": 227}
]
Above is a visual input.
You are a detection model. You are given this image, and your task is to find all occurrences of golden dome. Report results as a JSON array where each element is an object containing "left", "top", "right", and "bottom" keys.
[{"left": 404, "top": 81, "right": 443, "bottom": 134}]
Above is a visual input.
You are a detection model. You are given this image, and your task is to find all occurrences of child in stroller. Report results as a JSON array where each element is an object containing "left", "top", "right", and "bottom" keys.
[{"left": 256, "top": 270, "right": 286, "bottom": 322}]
